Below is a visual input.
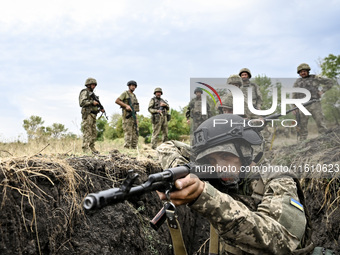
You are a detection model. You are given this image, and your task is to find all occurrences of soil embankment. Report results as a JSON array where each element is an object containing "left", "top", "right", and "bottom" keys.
[{"left": 0, "top": 127, "right": 339, "bottom": 254}]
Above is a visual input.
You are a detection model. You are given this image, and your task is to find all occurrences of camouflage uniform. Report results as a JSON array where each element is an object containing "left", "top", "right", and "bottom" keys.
[
  {"left": 157, "top": 137, "right": 310, "bottom": 254},
  {"left": 79, "top": 78, "right": 101, "bottom": 153},
  {"left": 190, "top": 178, "right": 306, "bottom": 255},
  {"left": 239, "top": 70, "right": 262, "bottom": 112},
  {"left": 118, "top": 90, "right": 139, "bottom": 148},
  {"left": 239, "top": 69, "right": 274, "bottom": 151},
  {"left": 187, "top": 96, "right": 213, "bottom": 131},
  {"left": 293, "top": 71, "right": 335, "bottom": 140},
  {"left": 148, "top": 88, "right": 169, "bottom": 149}
]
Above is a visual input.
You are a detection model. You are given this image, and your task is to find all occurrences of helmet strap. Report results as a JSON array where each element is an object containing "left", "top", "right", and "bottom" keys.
[{"left": 233, "top": 142, "right": 252, "bottom": 167}]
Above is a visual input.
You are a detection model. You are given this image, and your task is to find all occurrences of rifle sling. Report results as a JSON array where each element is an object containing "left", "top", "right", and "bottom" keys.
[
  {"left": 166, "top": 209, "right": 187, "bottom": 255},
  {"left": 209, "top": 224, "right": 219, "bottom": 255}
]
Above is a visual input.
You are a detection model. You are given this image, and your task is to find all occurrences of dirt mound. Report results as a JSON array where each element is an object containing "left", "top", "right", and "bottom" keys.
[
  {"left": 1, "top": 127, "right": 339, "bottom": 254},
  {"left": 268, "top": 126, "right": 340, "bottom": 253},
  {"left": 0, "top": 152, "right": 208, "bottom": 255}
]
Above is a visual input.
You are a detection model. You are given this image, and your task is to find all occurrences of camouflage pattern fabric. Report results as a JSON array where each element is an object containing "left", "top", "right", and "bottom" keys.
[
  {"left": 298, "top": 101, "right": 328, "bottom": 140},
  {"left": 156, "top": 140, "right": 191, "bottom": 169},
  {"left": 240, "top": 80, "right": 263, "bottom": 110},
  {"left": 190, "top": 179, "right": 306, "bottom": 255},
  {"left": 293, "top": 75, "right": 334, "bottom": 100},
  {"left": 157, "top": 141, "right": 307, "bottom": 254},
  {"left": 119, "top": 90, "right": 139, "bottom": 148},
  {"left": 79, "top": 88, "right": 99, "bottom": 153},
  {"left": 81, "top": 113, "right": 97, "bottom": 153},
  {"left": 293, "top": 75, "right": 335, "bottom": 140},
  {"left": 239, "top": 82, "right": 274, "bottom": 150},
  {"left": 148, "top": 97, "right": 169, "bottom": 149},
  {"left": 122, "top": 117, "right": 138, "bottom": 149},
  {"left": 187, "top": 97, "right": 212, "bottom": 131}
]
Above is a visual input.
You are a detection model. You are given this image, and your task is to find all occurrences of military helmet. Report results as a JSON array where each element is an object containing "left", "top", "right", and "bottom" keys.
[
  {"left": 219, "top": 94, "right": 233, "bottom": 110},
  {"left": 154, "top": 87, "right": 163, "bottom": 95},
  {"left": 194, "top": 87, "right": 203, "bottom": 94},
  {"left": 127, "top": 80, "right": 137, "bottom": 87},
  {"left": 227, "top": 74, "right": 242, "bottom": 86},
  {"left": 85, "top": 77, "right": 97, "bottom": 86},
  {"left": 297, "top": 63, "right": 311, "bottom": 74},
  {"left": 192, "top": 114, "right": 262, "bottom": 166},
  {"left": 239, "top": 68, "right": 252, "bottom": 78}
]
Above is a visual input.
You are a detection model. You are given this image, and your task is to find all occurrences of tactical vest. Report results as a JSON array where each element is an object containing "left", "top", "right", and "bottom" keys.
[
  {"left": 151, "top": 96, "right": 167, "bottom": 113},
  {"left": 79, "top": 88, "right": 100, "bottom": 116},
  {"left": 241, "top": 81, "right": 259, "bottom": 108},
  {"left": 122, "top": 91, "right": 139, "bottom": 117},
  {"left": 190, "top": 98, "right": 209, "bottom": 121}
]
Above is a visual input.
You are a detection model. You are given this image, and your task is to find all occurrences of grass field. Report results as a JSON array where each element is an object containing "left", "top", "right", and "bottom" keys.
[{"left": 0, "top": 136, "right": 159, "bottom": 160}]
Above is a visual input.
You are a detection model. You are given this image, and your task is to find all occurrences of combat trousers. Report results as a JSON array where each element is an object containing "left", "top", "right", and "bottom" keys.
[
  {"left": 151, "top": 115, "right": 168, "bottom": 149},
  {"left": 123, "top": 117, "right": 138, "bottom": 149},
  {"left": 299, "top": 101, "right": 327, "bottom": 140},
  {"left": 82, "top": 113, "right": 97, "bottom": 152}
]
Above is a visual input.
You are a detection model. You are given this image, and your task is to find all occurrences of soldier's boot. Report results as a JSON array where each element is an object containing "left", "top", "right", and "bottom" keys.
[
  {"left": 82, "top": 146, "right": 90, "bottom": 154},
  {"left": 90, "top": 146, "right": 99, "bottom": 155}
]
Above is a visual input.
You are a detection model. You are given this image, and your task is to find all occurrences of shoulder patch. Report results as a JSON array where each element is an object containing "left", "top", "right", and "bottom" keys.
[{"left": 290, "top": 198, "right": 304, "bottom": 212}]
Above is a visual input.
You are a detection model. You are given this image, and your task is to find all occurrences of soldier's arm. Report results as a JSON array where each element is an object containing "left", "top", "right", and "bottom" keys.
[
  {"left": 148, "top": 98, "right": 158, "bottom": 114},
  {"left": 185, "top": 107, "right": 191, "bottom": 120},
  {"left": 161, "top": 99, "right": 169, "bottom": 110},
  {"left": 189, "top": 179, "right": 305, "bottom": 254},
  {"left": 79, "top": 90, "right": 94, "bottom": 107},
  {"left": 186, "top": 100, "right": 195, "bottom": 119},
  {"left": 115, "top": 92, "right": 131, "bottom": 111},
  {"left": 317, "top": 76, "right": 336, "bottom": 93}
]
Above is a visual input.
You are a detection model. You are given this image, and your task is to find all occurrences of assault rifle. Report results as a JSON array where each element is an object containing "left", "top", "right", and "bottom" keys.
[
  {"left": 256, "top": 99, "right": 319, "bottom": 131},
  {"left": 83, "top": 164, "right": 192, "bottom": 230},
  {"left": 262, "top": 99, "right": 319, "bottom": 120},
  {"left": 89, "top": 92, "right": 108, "bottom": 120},
  {"left": 158, "top": 98, "right": 169, "bottom": 115},
  {"left": 126, "top": 98, "right": 139, "bottom": 136}
]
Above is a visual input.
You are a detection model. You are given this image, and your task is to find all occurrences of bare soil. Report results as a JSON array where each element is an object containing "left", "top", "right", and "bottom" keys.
[{"left": 0, "top": 127, "right": 339, "bottom": 254}]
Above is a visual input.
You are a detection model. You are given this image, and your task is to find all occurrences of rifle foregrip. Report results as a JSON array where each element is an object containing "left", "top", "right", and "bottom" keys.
[{"left": 167, "top": 165, "right": 191, "bottom": 180}]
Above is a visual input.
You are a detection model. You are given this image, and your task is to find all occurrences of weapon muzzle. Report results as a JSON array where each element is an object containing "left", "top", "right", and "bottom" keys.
[{"left": 83, "top": 194, "right": 97, "bottom": 210}]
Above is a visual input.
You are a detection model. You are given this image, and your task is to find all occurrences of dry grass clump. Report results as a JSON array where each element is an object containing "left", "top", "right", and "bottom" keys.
[
  {"left": 270, "top": 128, "right": 340, "bottom": 216},
  {"left": 0, "top": 136, "right": 157, "bottom": 160},
  {"left": 0, "top": 155, "right": 82, "bottom": 254}
]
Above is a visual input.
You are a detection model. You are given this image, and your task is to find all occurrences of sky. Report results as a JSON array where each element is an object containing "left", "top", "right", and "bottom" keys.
[{"left": 1, "top": 0, "right": 339, "bottom": 142}]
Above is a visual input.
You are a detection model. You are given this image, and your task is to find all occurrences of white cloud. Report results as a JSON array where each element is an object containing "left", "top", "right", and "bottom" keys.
[{"left": 1, "top": 0, "right": 340, "bottom": 141}]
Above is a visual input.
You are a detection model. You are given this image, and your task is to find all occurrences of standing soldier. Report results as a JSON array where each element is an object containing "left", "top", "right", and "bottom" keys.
[
  {"left": 293, "top": 63, "right": 335, "bottom": 140},
  {"left": 115, "top": 80, "right": 140, "bottom": 149},
  {"left": 239, "top": 68, "right": 263, "bottom": 110},
  {"left": 79, "top": 77, "right": 104, "bottom": 154},
  {"left": 186, "top": 87, "right": 212, "bottom": 131},
  {"left": 238, "top": 68, "right": 275, "bottom": 150},
  {"left": 148, "top": 87, "right": 170, "bottom": 149}
]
